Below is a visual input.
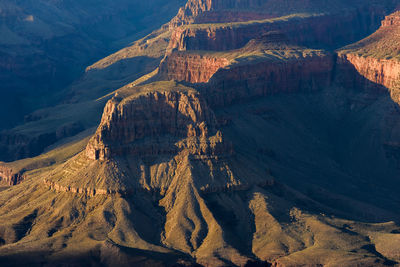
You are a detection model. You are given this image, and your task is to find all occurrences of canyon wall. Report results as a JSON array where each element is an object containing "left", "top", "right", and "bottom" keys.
[
  {"left": 158, "top": 51, "right": 229, "bottom": 83},
  {"left": 169, "top": 10, "right": 386, "bottom": 51},
  {"left": 199, "top": 52, "right": 334, "bottom": 107},
  {"left": 337, "top": 11, "right": 400, "bottom": 100},
  {"left": 167, "top": 0, "right": 396, "bottom": 28},
  {"left": 167, "top": 0, "right": 277, "bottom": 27},
  {"left": 168, "top": 0, "right": 213, "bottom": 27},
  {"left": 86, "top": 90, "right": 231, "bottom": 161},
  {"left": 337, "top": 54, "right": 400, "bottom": 89}
]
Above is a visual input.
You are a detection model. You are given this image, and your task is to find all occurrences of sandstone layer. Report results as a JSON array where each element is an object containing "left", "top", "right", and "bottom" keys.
[
  {"left": 169, "top": 10, "right": 387, "bottom": 52},
  {"left": 1, "top": 1, "right": 400, "bottom": 266},
  {"left": 382, "top": 11, "right": 400, "bottom": 26},
  {"left": 86, "top": 89, "right": 230, "bottom": 161},
  {"left": 338, "top": 10, "right": 400, "bottom": 100},
  {"left": 158, "top": 51, "right": 229, "bottom": 83},
  {"left": 167, "top": 0, "right": 397, "bottom": 28},
  {"left": 337, "top": 54, "right": 400, "bottom": 90}
]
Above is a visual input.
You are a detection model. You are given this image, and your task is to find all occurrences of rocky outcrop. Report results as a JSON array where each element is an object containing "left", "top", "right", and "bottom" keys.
[
  {"left": 86, "top": 90, "right": 232, "bottom": 160},
  {"left": 199, "top": 51, "right": 334, "bottom": 107},
  {"left": 167, "top": 0, "right": 277, "bottom": 28},
  {"left": 337, "top": 11, "right": 400, "bottom": 100},
  {"left": 382, "top": 11, "right": 400, "bottom": 26},
  {"left": 159, "top": 51, "right": 229, "bottom": 83},
  {"left": 168, "top": 15, "right": 307, "bottom": 51},
  {"left": 337, "top": 54, "right": 400, "bottom": 90},
  {"left": 0, "top": 122, "right": 84, "bottom": 162},
  {"left": 0, "top": 165, "right": 24, "bottom": 185},
  {"left": 42, "top": 178, "right": 276, "bottom": 197},
  {"left": 168, "top": 0, "right": 213, "bottom": 28}
]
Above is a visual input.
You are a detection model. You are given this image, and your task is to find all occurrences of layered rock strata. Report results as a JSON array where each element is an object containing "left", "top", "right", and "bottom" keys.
[
  {"left": 337, "top": 54, "right": 400, "bottom": 90},
  {"left": 42, "top": 178, "right": 276, "bottom": 197},
  {"left": 338, "top": 11, "right": 400, "bottom": 100},
  {"left": 158, "top": 51, "right": 229, "bottom": 83},
  {"left": 168, "top": 0, "right": 276, "bottom": 28},
  {"left": 200, "top": 52, "right": 334, "bottom": 107},
  {"left": 169, "top": 11, "right": 386, "bottom": 52},
  {"left": 86, "top": 90, "right": 231, "bottom": 161}
]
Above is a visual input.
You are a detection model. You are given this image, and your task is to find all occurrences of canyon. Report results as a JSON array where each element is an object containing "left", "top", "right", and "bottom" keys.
[
  {"left": 85, "top": 88, "right": 229, "bottom": 161},
  {"left": 0, "top": 1, "right": 399, "bottom": 266},
  {"left": 338, "top": 11, "right": 400, "bottom": 100},
  {"left": 0, "top": 0, "right": 397, "bottom": 162}
]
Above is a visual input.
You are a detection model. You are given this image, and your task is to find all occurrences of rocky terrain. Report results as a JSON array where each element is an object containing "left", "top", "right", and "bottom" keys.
[
  {"left": 0, "top": 0, "right": 397, "bottom": 162},
  {"left": 338, "top": 11, "right": 400, "bottom": 100},
  {"left": 0, "top": 1, "right": 399, "bottom": 266}
]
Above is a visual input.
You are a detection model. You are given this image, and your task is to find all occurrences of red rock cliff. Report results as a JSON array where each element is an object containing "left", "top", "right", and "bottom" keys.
[
  {"left": 167, "top": 0, "right": 277, "bottom": 28},
  {"left": 200, "top": 51, "right": 334, "bottom": 107},
  {"left": 0, "top": 165, "right": 24, "bottom": 185},
  {"left": 158, "top": 51, "right": 229, "bottom": 83},
  {"left": 86, "top": 90, "right": 231, "bottom": 160},
  {"left": 337, "top": 11, "right": 400, "bottom": 100},
  {"left": 337, "top": 54, "right": 400, "bottom": 90}
]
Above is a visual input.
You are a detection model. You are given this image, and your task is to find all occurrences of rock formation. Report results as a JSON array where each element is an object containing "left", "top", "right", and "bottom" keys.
[
  {"left": 337, "top": 53, "right": 400, "bottom": 90},
  {"left": 158, "top": 51, "right": 229, "bottom": 83},
  {"left": 86, "top": 88, "right": 231, "bottom": 161},
  {"left": 1, "top": 1, "right": 400, "bottom": 267},
  {"left": 0, "top": 165, "right": 24, "bottom": 185},
  {"left": 202, "top": 51, "right": 334, "bottom": 107},
  {"left": 160, "top": 32, "right": 334, "bottom": 107},
  {"left": 338, "top": 10, "right": 400, "bottom": 100}
]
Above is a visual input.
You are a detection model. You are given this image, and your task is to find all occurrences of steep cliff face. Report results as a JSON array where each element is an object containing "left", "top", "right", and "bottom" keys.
[
  {"left": 168, "top": 0, "right": 213, "bottom": 27},
  {"left": 168, "top": 0, "right": 280, "bottom": 27},
  {"left": 337, "top": 11, "right": 400, "bottom": 100},
  {"left": 158, "top": 51, "right": 229, "bottom": 83},
  {"left": 169, "top": 10, "right": 387, "bottom": 52},
  {"left": 158, "top": 39, "right": 334, "bottom": 107},
  {"left": 337, "top": 54, "right": 400, "bottom": 90},
  {"left": 86, "top": 89, "right": 230, "bottom": 161},
  {"left": 201, "top": 51, "right": 334, "bottom": 107}
]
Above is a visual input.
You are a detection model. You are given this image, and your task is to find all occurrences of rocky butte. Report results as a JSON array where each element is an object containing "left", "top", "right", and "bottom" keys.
[{"left": 0, "top": 1, "right": 399, "bottom": 267}]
